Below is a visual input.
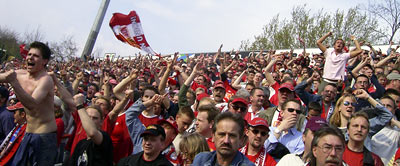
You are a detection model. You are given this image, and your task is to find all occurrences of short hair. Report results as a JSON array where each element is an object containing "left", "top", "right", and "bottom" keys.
[
  {"left": 29, "top": 41, "right": 51, "bottom": 60},
  {"left": 385, "top": 89, "right": 400, "bottom": 98},
  {"left": 245, "top": 82, "right": 255, "bottom": 88},
  {"left": 177, "top": 106, "right": 195, "bottom": 120},
  {"left": 88, "top": 83, "right": 100, "bottom": 92},
  {"left": 260, "top": 87, "right": 270, "bottom": 99},
  {"left": 324, "top": 83, "right": 338, "bottom": 91},
  {"left": 86, "top": 105, "right": 103, "bottom": 120},
  {"left": 198, "top": 105, "right": 220, "bottom": 123},
  {"left": 355, "top": 74, "right": 370, "bottom": 84},
  {"left": 281, "top": 78, "right": 294, "bottom": 84},
  {"left": 282, "top": 99, "right": 301, "bottom": 111},
  {"left": 212, "top": 112, "right": 245, "bottom": 137},
  {"left": 381, "top": 95, "right": 395, "bottom": 106},
  {"left": 347, "top": 111, "right": 370, "bottom": 131},
  {"left": 96, "top": 96, "right": 111, "bottom": 110},
  {"left": 142, "top": 86, "right": 160, "bottom": 97},
  {"left": 250, "top": 87, "right": 263, "bottom": 96},
  {"left": 308, "top": 101, "right": 322, "bottom": 114},
  {"left": 179, "top": 133, "right": 210, "bottom": 163},
  {"left": 234, "top": 89, "right": 251, "bottom": 99},
  {"left": 308, "top": 126, "right": 345, "bottom": 166}
]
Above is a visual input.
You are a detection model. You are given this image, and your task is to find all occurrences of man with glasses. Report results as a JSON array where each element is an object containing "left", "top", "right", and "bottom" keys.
[
  {"left": 353, "top": 74, "right": 385, "bottom": 111},
  {"left": 266, "top": 99, "right": 304, "bottom": 154},
  {"left": 240, "top": 117, "right": 277, "bottom": 166},
  {"left": 307, "top": 126, "right": 348, "bottom": 166},
  {"left": 343, "top": 112, "right": 384, "bottom": 166}
]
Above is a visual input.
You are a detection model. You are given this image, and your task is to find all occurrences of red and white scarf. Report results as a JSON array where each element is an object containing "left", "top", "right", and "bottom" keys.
[{"left": 239, "top": 143, "right": 267, "bottom": 166}]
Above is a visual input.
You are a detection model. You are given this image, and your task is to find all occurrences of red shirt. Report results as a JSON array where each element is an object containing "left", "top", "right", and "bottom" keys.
[
  {"left": 110, "top": 113, "right": 133, "bottom": 163},
  {"left": 55, "top": 118, "right": 64, "bottom": 146},
  {"left": 240, "top": 144, "right": 277, "bottom": 166},
  {"left": 138, "top": 113, "right": 163, "bottom": 127},
  {"left": 207, "top": 137, "right": 215, "bottom": 151},
  {"left": 343, "top": 145, "right": 383, "bottom": 166}
]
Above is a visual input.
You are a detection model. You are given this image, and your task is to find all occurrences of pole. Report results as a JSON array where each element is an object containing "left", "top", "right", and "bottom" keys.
[{"left": 81, "top": 0, "right": 110, "bottom": 60}]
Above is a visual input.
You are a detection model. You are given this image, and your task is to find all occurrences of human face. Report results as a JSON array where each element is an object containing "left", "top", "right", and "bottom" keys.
[
  {"left": 246, "top": 126, "right": 269, "bottom": 149},
  {"left": 160, "top": 123, "right": 177, "bottom": 147},
  {"left": 381, "top": 98, "right": 395, "bottom": 114},
  {"left": 250, "top": 89, "right": 265, "bottom": 107},
  {"left": 95, "top": 98, "right": 109, "bottom": 115},
  {"left": 272, "top": 72, "right": 280, "bottom": 82},
  {"left": 26, "top": 48, "right": 48, "bottom": 74},
  {"left": 86, "top": 108, "right": 102, "bottom": 129},
  {"left": 281, "top": 101, "right": 301, "bottom": 122},
  {"left": 171, "top": 95, "right": 179, "bottom": 104},
  {"left": 355, "top": 77, "right": 369, "bottom": 90},
  {"left": 378, "top": 76, "right": 387, "bottom": 87},
  {"left": 375, "top": 68, "right": 384, "bottom": 75},
  {"left": 176, "top": 114, "right": 193, "bottom": 133},
  {"left": 312, "top": 135, "right": 344, "bottom": 166},
  {"left": 334, "top": 39, "right": 344, "bottom": 52},
  {"left": 339, "top": 97, "right": 356, "bottom": 119},
  {"left": 302, "top": 130, "right": 314, "bottom": 154},
  {"left": 321, "top": 85, "right": 337, "bottom": 103},
  {"left": 195, "top": 111, "right": 212, "bottom": 137},
  {"left": 348, "top": 117, "right": 369, "bottom": 143},
  {"left": 247, "top": 73, "right": 255, "bottom": 82},
  {"left": 87, "top": 85, "right": 97, "bottom": 98},
  {"left": 278, "top": 88, "right": 294, "bottom": 105},
  {"left": 228, "top": 102, "right": 248, "bottom": 117},
  {"left": 13, "top": 110, "right": 25, "bottom": 125},
  {"left": 213, "top": 119, "right": 242, "bottom": 157},
  {"left": 142, "top": 135, "right": 164, "bottom": 157},
  {"left": 307, "top": 109, "right": 321, "bottom": 120},
  {"left": 142, "top": 89, "right": 156, "bottom": 103},
  {"left": 195, "top": 76, "right": 205, "bottom": 85},
  {"left": 254, "top": 73, "right": 263, "bottom": 85},
  {"left": 245, "top": 85, "right": 254, "bottom": 93},
  {"left": 213, "top": 88, "right": 226, "bottom": 103},
  {"left": 363, "top": 68, "right": 373, "bottom": 78}
]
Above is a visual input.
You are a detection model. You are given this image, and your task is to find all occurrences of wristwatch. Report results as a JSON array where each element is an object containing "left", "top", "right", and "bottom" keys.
[{"left": 274, "top": 128, "right": 281, "bottom": 134}]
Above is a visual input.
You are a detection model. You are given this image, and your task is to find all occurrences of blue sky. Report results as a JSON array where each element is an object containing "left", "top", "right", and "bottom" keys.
[{"left": 0, "top": 0, "right": 365, "bottom": 58}]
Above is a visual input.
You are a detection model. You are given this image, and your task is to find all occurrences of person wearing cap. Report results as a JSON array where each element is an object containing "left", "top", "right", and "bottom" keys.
[
  {"left": 240, "top": 117, "right": 277, "bottom": 166},
  {"left": 265, "top": 99, "right": 305, "bottom": 154},
  {"left": 386, "top": 72, "right": 400, "bottom": 92},
  {"left": 194, "top": 105, "right": 220, "bottom": 151},
  {"left": 213, "top": 80, "right": 227, "bottom": 111},
  {"left": 227, "top": 96, "right": 249, "bottom": 118},
  {"left": 0, "top": 86, "right": 13, "bottom": 144},
  {"left": 277, "top": 117, "right": 328, "bottom": 166},
  {"left": 295, "top": 71, "right": 338, "bottom": 121},
  {"left": 192, "top": 112, "right": 255, "bottom": 166},
  {"left": 158, "top": 117, "right": 180, "bottom": 165},
  {"left": 0, "top": 102, "right": 27, "bottom": 166},
  {"left": 117, "top": 124, "right": 173, "bottom": 166}
]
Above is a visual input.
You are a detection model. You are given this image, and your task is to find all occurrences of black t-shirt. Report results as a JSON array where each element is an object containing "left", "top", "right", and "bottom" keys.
[
  {"left": 117, "top": 151, "right": 172, "bottom": 166},
  {"left": 69, "top": 130, "right": 113, "bottom": 166}
]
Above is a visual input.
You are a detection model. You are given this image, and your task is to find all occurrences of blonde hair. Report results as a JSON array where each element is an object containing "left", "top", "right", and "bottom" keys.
[
  {"left": 179, "top": 133, "right": 210, "bottom": 164},
  {"left": 329, "top": 94, "right": 356, "bottom": 128}
]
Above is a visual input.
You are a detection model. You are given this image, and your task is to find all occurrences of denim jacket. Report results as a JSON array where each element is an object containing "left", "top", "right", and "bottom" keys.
[
  {"left": 125, "top": 99, "right": 146, "bottom": 154},
  {"left": 192, "top": 151, "right": 255, "bottom": 166}
]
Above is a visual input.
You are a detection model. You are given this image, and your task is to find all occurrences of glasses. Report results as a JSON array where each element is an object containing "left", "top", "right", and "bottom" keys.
[
  {"left": 250, "top": 129, "right": 268, "bottom": 136},
  {"left": 287, "top": 108, "right": 302, "bottom": 114},
  {"left": 317, "top": 144, "right": 344, "bottom": 154},
  {"left": 343, "top": 101, "right": 356, "bottom": 107},
  {"left": 232, "top": 105, "right": 247, "bottom": 112}
]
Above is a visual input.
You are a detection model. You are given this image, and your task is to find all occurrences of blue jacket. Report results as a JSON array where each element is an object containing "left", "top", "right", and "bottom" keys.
[
  {"left": 192, "top": 151, "right": 255, "bottom": 166},
  {"left": 125, "top": 99, "right": 146, "bottom": 154}
]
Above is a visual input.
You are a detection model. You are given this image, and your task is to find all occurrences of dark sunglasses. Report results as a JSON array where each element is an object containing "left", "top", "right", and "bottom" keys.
[
  {"left": 232, "top": 105, "right": 247, "bottom": 112},
  {"left": 250, "top": 129, "right": 268, "bottom": 136},
  {"left": 287, "top": 108, "right": 302, "bottom": 114},
  {"left": 343, "top": 101, "right": 356, "bottom": 107}
]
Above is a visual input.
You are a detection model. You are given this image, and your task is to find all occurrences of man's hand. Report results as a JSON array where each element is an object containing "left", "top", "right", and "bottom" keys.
[
  {"left": 278, "top": 114, "right": 298, "bottom": 131},
  {"left": 73, "top": 93, "right": 85, "bottom": 106},
  {"left": 125, "top": 89, "right": 134, "bottom": 99},
  {"left": 354, "top": 89, "right": 370, "bottom": 100},
  {"left": 327, "top": 32, "right": 333, "bottom": 36},
  {"left": 350, "top": 35, "right": 356, "bottom": 41},
  {"left": 76, "top": 72, "right": 84, "bottom": 81},
  {"left": 5, "top": 70, "right": 17, "bottom": 83}
]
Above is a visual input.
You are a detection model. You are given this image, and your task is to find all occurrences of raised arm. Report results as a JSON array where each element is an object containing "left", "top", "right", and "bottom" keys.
[
  {"left": 113, "top": 70, "right": 138, "bottom": 100},
  {"left": 49, "top": 72, "right": 75, "bottom": 111},
  {"left": 374, "top": 53, "right": 396, "bottom": 68},
  {"left": 108, "top": 90, "right": 133, "bottom": 123},
  {"left": 349, "top": 35, "right": 362, "bottom": 58},
  {"left": 159, "top": 53, "right": 178, "bottom": 95},
  {"left": 316, "top": 32, "right": 332, "bottom": 53},
  {"left": 232, "top": 70, "right": 246, "bottom": 90},
  {"left": 72, "top": 72, "right": 84, "bottom": 95},
  {"left": 351, "top": 57, "right": 370, "bottom": 78}
]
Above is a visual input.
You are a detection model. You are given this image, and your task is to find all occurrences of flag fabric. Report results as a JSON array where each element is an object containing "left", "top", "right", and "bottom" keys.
[
  {"left": 177, "top": 54, "right": 194, "bottom": 62},
  {"left": 19, "top": 44, "right": 28, "bottom": 59},
  {"left": 109, "top": 11, "right": 158, "bottom": 55}
]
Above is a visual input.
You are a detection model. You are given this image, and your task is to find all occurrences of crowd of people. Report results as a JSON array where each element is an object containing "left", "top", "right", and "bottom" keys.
[{"left": 0, "top": 31, "right": 400, "bottom": 166}]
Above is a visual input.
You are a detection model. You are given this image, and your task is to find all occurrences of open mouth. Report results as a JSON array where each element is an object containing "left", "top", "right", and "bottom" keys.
[{"left": 27, "top": 62, "right": 35, "bottom": 66}]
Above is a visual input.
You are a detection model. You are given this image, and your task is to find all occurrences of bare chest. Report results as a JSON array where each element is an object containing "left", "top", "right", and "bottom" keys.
[{"left": 18, "top": 76, "right": 39, "bottom": 95}]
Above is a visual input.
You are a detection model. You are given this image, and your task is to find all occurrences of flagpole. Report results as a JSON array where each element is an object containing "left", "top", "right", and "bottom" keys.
[{"left": 81, "top": 0, "right": 110, "bottom": 61}]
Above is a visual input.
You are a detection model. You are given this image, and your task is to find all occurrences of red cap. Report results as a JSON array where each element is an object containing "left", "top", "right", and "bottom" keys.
[
  {"left": 248, "top": 117, "right": 269, "bottom": 129},
  {"left": 7, "top": 102, "right": 24, "bottom": 111},
  {"left": 279, "top": 83, "right": 294, "bottom": 91},
  {"left": 231, "top": 97, "right": 248, "bottom": 105},
  {"left": 168, "top": 78, "right": 177, "bottom": 85},
  {"left": 196, "top": 85, "right": 207, "bottom": 91},
  {"left": 213, "top": 80, "right": 225, "bottom": 89},
  {"left": 196, "top": 92, "right": 210, "bottom": 101},
  {"left": 158, "top": 117, "right": 178, "bottom": 134},
  {"left": 239, "top": 62, "right": 245, "bottom": 67}
]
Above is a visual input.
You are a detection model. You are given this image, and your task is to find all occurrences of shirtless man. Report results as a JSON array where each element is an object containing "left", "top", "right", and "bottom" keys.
[{"left": 0, "top": 41, "right": 56, "bottom": 165}]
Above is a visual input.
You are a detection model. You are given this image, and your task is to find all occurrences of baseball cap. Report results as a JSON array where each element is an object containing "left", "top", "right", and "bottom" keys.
[
  {"left": 7, "top": 102, "right": 24, "bottom": 112},
  {"left": 140, "top": 124, "right": 166, "bottom": 139},
  {"left": 248, "top": 117, "right": 269, "bottom": 130},
  {"left": 305, "top": 117, "right": 328, "bottom": 132},
  {"left": 158, "top": 117, "right": 178, "bottom": 134},
  {"left": 239, "top": 62, "right": 246, "bottom": 67},
  {"left": 387, "top": 72, "right": 400, "bottom": 80},
  {"left": 213, "top": 80, "right": 225, "bottom": 89},
  {"left": 279, "top": 83, "right": 294, "bottom": 91},
  {"left": 196, "top": 92, "right": 210, "bottom": 101},
  {"left": 231, "top": 97, "right": 248, "bottom": 105}
]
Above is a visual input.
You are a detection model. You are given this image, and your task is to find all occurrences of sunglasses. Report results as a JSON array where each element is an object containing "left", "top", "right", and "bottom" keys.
[
  {"left": 250, "top": 129, "right": 268, "bottom": 137},
  {"left": 343, "top": 101, "right": 356, "bottom": 107},
  {"left": 287, "top": 108, "right": 302, "bottom": 114},
  {"left": 232, "top": 105, "right": 247, "bottom": 112}
]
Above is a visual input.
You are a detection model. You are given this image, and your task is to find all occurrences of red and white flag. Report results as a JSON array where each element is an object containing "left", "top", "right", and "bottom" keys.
[{"left": 109, "top": 11, "right": 158, "bottom": 55}]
